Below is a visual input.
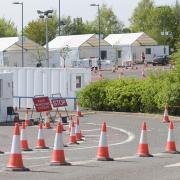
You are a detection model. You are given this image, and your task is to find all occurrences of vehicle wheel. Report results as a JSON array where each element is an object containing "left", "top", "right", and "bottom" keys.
[{"left": 153, "top": 63, "right": 156, "bottom": 66}]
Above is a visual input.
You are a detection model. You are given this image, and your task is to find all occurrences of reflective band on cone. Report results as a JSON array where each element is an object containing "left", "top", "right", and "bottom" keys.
[
  {"left": 165, "top": 121, "right": 180, "bottom": 154},
  {"left": 7, "top": 123, "right": 30, "bottom": 171},
  {"left": 137, "top": 122, "right": 153, "bottom": 157},
  {"left": 50, "top": 122, "right": 71, "bottom": 166},
  {"left": 58, "top": 113, "right": 65, "bottom": 131},
  {"left": 76, "top": 102, "right": 83, "bottom": 117},
  {"left": 25, "top": 109, "right": 30, "bottom": 126},
  {"left": 69, "top": 121, "right": 79, "bottom": 145},
  {"left": 75, "top": 117, "right": 83, "bottom": 141},
  {"left": 163, "top": 106, "right": 170, "bottom": 123},
  {"left": 36, "top": 121, "right": 49, "bottom": 149},
  {"left": 44, "top": 112, "right": 51, "bottom": 129},
  {"left": 20, "top": 122, "right": 32, "bottom": 151},
  {"left": 97, "top": 122, "right": 113, "bottom": 161},
  {"left": 68, "top": 115, "right": 73, "bottom": 134}
]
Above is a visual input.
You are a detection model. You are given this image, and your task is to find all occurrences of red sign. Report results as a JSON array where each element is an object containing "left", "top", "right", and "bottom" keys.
[
  {"left": 51, "top": 98, "right": 68, "bottom": 107},
  {"left": 33, "top": 97, "right": 52, "bottom": 112}
]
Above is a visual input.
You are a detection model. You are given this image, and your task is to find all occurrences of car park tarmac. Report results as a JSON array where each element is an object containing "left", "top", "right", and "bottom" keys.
[{"left": 0, "top": 112, "right": 180, "bottom": 179}]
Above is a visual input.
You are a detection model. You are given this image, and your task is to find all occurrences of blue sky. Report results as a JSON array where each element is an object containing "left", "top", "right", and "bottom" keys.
[{"left": 0, "top": 0, "right": 176, "bottom": 31}]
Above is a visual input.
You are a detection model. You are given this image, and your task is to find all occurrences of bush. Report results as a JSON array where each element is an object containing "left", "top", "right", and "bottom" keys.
[
  {"left": 79, "top": 80, "right": 109, "bottom": 111},
  {"left": 79, "top": 50, "right": 180, "bottom": 116}
]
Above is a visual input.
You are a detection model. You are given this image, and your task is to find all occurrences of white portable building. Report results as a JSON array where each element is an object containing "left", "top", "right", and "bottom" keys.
[
  {"left": 0, "top": 72, "right": 14, "bottom": 122},
  {"left": 48, "top": 34, "right": 114, "bottom": 68},
  {"left": 0, "top": 67, "right": 91, "bottom": 110},
  {"left": 105, "top": 32, "right": 169, "bottom": 66},
  {"left": 0, "top": 36, "right": 45, "bottom": 67}
]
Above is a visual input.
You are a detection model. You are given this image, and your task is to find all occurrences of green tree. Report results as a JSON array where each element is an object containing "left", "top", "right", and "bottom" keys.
[
  {"left": 130, "top": 0, "right": 180, "bottom": 51},
  {"left": 130, "top": 0, "right": 155, "bottom": 32},
  {"left": 59, "top": 45, "right": 71, "bottom": 68},
  {"left": 0, "top": 18, "right": 17, "bottom": 37},
  {"left": 92, "top": 4, "right": 124, "bottom": 37},
  {"left": 24, "top": 13, "right": 58, "bottom": 45}
]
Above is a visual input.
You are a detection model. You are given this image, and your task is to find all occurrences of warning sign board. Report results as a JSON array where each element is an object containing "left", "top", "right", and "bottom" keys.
[
  {"left": 51, "top": 98, "right": 68, "bottom": 108},
  {"left": 33, "top": 97, "right": 52, "bottom": 112}
]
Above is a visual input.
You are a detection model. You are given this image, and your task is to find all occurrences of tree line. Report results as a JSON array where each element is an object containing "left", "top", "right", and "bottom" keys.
[{"left": 0, "top": 0, "right": 180, "bottom": 51}]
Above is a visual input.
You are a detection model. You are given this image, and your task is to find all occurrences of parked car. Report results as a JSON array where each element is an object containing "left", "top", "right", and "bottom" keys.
[{"left": 152, "top": 55, "right": 169, "bottom": 66}]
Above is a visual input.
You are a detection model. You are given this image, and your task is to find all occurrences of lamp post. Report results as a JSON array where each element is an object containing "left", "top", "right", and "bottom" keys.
[
  {"left": 13, "top": 2, "right": 24, "bottom": 67},
  {"left": 58, "top": 0, "right": 61, "bottom": 36},
  {"left": 90, "top": 3, "right": 101, "bottom": 69},
  {"left": 158, "top": 6, "right": 168, "bottom": 55},
  {"left": 37, "top": 10, "right": 53, "bottom": 67}
]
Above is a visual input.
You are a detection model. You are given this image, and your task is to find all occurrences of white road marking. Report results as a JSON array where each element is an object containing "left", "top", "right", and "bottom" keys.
[
  {"left": 2, "top": 123, "right": 135, "bottom": 156},
  {"left": 164, "top": 162, "right": 180, "bottom": 168},
  {"left": 81, "top": 129, "right": 100, "bottom": 132},
  {"left": 85, "top": 135, "right": 99, "bottom": 137}
]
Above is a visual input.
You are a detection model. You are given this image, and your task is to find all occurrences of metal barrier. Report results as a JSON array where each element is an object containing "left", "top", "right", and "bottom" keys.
[{"left": 13, "top": 96, "right": 78, "bottom": 110}]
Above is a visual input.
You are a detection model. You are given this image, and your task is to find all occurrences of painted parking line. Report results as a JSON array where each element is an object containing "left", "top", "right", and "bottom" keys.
[
  {"left": 81, "top": 129, "right": 100, "bottom": 132},
  {"left": 164, "top": 162, "right": 180, "bottom": 168}
]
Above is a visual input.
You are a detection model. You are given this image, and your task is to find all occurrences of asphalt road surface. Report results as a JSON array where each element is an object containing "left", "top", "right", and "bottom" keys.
[
  {"left": 91, "top": 64, "right": 172, "bottom": 81},
  {"left": 0, "top": 112, "right": 180, "bottom": 180}
]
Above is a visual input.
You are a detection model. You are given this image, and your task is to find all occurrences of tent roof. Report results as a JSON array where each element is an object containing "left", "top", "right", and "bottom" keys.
[
  {"left": 48, "top": 34, "right": 111, "bottom": 49},
  {"left": 0, "top": 37, "right": 19, "bottom": 52},
  {"left": 104, "top": 32, "right": 158, "bottom": 46},
  {"left": 0, "top": 36, "right": 44, "bottom": 52}
]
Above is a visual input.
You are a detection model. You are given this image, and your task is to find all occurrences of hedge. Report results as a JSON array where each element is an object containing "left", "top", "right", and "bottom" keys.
[{"left": 79, "top": 70, "right": 180, "bottom": 115}]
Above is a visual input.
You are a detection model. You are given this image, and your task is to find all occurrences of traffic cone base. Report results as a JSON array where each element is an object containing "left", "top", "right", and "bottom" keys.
[
  {"left": 7, "top": 154, "right": 30, "bottom": 171},
  {"left": 97, "top": 147, "right": 114, "bottom": 161},
  {"left": 43, "top": 123, "right": 52, "bottom": 129},
  {"left": 50, "top": 150, "right": 71, "bottom": 166},
  {"left": 36, "top": 139, "right": 49, "bottom": 149},
  {"left": 69, "top": 136, "right": 79, "bottom": 145},
  {"left": 25, "top": 120, "right": 31, "bottom": 126},
  {"left": 76, "top": 133, "right": 84, "bottom": 141},
  {"left": 21, "top": 140, "right": 32, "bottom": 151},
  {"left": 138, "top": 144, "right": 153, "bottom": 157},
  {"left": 163, "top": 116, "right": 170, "bottom": 123}
]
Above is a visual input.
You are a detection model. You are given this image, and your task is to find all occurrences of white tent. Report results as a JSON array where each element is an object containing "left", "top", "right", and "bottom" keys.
[
  {"left": 105, "top": 32, "right": 169, "bottom": 66},
  {"left": 48, "top": 34, "right": 114, "bottom": 68},
  {"left": 0, "top": 36, "right": 45, "bottom": 67}
]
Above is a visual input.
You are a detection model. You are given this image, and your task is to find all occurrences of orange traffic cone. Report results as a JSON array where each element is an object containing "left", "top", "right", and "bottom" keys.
[
  {"left": 36, "top": 121, "right": 49, "bottom": 149},
  {"left": 44, "top": 112, "right": 51, "bottom": 129},
  {"left": 137, "top": 122, "right": 153, "bottom": 157},
  {"left": 7, "top": 123, "right": 30, "bottom": 171},
  {"left": 57, "top": 113, "right": 65, "bottom": 131},
  {"left": 69, "top": 120, "right": 79, "bottom": 145},
  {"left": 142, "top": 69, "right": 145, "bottom": 78},
  {"left": 68, "top": 115, "right": 73, "bottom": 133},
  {"left": 75, "top": 117, "right": 83, "bottom": 141},
  {"left": 24, "top": 109, "right": 30, "bottom": 126},
  {"left": 20, "top": 122, "right": 32, "bottom": 151},
  {"left": 163, "top": 105, "right": 170, "bottom": 123},
  {"left": 97, "top": 122, "right": 113, "bottom": 161},
  {"left": 165, "top": 121, "right": 179, "bottom": 154},
  {"left": 50, "top": 122, "right": 71, "bottom": 166},
  {"left": 76, "top": 102, "right": 83, "bottom": 117}
]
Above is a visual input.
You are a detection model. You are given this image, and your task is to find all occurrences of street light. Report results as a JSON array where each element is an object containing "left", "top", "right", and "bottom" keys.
[
  {"left": 37, "top": 10, "right": 53, "bottom": 67},
  {"left": 13, "top": 1, "right": 24, "bottom": 67},
  {"left": 90, "top": 3, "right": 101, "bottom": 69},
  {"left": 58, "top": 0, "right": 61, "bottom": 36},
  {"left": 157, "top": 6, "right": 168, "bottom": 55}
]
